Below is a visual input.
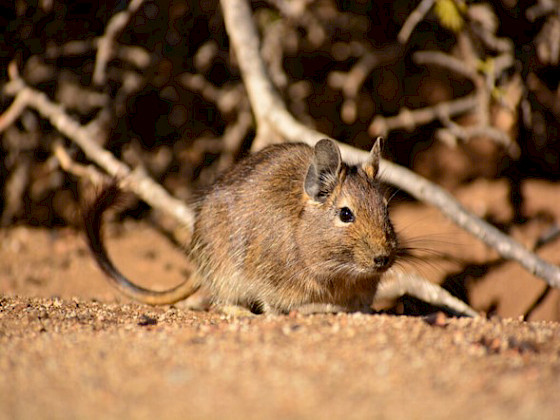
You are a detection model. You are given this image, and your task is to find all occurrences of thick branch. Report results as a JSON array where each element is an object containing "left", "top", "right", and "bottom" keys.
[
  {"left": 3, "top": 80, "right": 195, "bottom": 232},
  {"left": 377, "top": 272, "right": 479, "bottom": 317},
  {"left": 220, "top": 0, "right": 560, "bottom": 290},
  {"left": 379, "top": 160, "right": 560, "bottom": 288}
]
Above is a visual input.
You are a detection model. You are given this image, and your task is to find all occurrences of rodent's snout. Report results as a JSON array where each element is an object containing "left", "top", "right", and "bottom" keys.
[{"left": 373, "top": 253, "right": 395, "bottom": 272}]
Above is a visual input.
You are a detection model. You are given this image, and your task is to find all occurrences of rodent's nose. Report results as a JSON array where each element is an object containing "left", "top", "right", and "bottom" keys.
[{"left": 373, "top": 254, "right": 394, "bottom": 271}]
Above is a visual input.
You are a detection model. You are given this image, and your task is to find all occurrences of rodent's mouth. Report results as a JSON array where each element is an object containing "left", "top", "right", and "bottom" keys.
[
  {"left": 344, "top": 264, "right": 393, "bottom": 280},
  {"left": 317, "top": 256, "right": 396, "bottom": 281}
]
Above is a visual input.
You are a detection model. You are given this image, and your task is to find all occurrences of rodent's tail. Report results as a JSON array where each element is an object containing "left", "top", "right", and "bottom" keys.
[{"left": 83, "top": 183, "right": 199, "bottom": 305}]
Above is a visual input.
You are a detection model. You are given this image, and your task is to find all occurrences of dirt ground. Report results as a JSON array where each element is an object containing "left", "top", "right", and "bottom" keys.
[{"left": 1, "top": 178, "right": 560, "bottom": 419}]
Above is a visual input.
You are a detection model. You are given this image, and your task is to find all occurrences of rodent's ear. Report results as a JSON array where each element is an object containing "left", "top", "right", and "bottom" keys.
[
  {"left": 304, "top": 139, "right": 342, "bottom": 202},
  {"left": 362, "top": 137, "right": 382, "bottom": 179}
]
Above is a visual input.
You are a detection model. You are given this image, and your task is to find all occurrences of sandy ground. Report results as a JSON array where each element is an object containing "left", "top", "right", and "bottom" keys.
[{"left": 1, "top": 178, "right": 560, "bottom": 419}]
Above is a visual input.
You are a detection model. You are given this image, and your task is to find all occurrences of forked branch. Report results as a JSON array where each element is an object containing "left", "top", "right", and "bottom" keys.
[
  {"left": 2, "top": 76, "right": 195, "bottom": 232},
  {"left": 220, "top": 0, "right": 560, "bottom": 290}
]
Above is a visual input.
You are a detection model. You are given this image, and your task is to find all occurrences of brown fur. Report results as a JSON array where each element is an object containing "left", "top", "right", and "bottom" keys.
[{"left": 85, "top": 140, "right": 398, "bottom": 313}]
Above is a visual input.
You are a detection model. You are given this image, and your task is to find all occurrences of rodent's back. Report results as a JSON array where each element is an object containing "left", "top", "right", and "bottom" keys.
[{"left": 191, "top": 144, "right": 313, "bottom": 310}]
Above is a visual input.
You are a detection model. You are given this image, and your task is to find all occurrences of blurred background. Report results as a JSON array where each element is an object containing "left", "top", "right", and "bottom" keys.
[{"left": 1, "top": 0, "right": 559, "bottom": 319}]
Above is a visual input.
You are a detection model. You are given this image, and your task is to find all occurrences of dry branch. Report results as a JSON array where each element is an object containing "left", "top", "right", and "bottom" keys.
[
  {"left": 369, "top": 94, "right": 479, "bottom": 137},
  {"left": 92, "top": 0, "right": 145, "bottom": 86},
  {"left": 394, "top": 3, "right": 518, "bottom": 160},
  {"left": 413, "top": 50, "right": 477, "bottom": 80},
  {"left": 329, "top": 44, "right": 402, "bottom": 124},
  {"left": 53, "top": 143, "right": 109, "bottom": 187},
  {"left": 471, "top": 22, "right": 513, "bottom": 54},
  {"left": 220, "top": 0, "right": 560, "bottom": 291},
  {"left": 178, "top": 73, "right": 246, "bottom": 115},
  {"left": 3, "top": 78, "right": 195, "bottom": 232},
  {"left": 0, "top": 91, "right": 28, "bottom": 133},
  {"left": 437, "top": 117, "right": 519, "bottom": 157},
  {"left": 398, "top": 0, "right": 436, "bottom": 44},
  {"left": 377, "top": 272, "right": 478, "bottom": 317},
  {"left": 220, "top": 0, "right": 488, "bottom": 315},
  {"left": 4, "top": 0, "right": 560, "bottom": 315},
  {"left": 526, "top": 0, "right": 558, "bottom": 21}
]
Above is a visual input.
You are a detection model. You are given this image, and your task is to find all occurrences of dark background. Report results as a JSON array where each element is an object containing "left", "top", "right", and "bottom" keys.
[{"left": 1, "top": 0, "right": 559, "bottom": 227}]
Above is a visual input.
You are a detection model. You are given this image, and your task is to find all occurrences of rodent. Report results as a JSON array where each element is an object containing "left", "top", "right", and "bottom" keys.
[{"left": 84, "top": 139, "right": 400, "bottom": 313}]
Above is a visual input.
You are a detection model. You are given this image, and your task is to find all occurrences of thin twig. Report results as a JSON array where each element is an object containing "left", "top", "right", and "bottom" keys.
[
  {"left": 398, "top": 0, "right": 436, "bottom": 44},
  {"left": 436, "top": 124, "right": 519, "bottom": 157},
  {"left": 413, "top": 50, "right": 478, "bottom": 80},
  {"left": 369, "top": 94, "right": 479, "bottom": 137},
  {"left": 3, "top": 80, "right": 196, "bottom": 232},
  {"left": 266, "top": 0, "right": 311, "bottom": 19},
  {"left": 46, "top": 39, "right": 150, "bottom": 69},
  {"left": 438, "top": 115, "right": 520, "bottom": 157},
  {"left": 526, "top": 0, "right": 557, "bottom": 21},
  {"left": 178, "top": 73, "right": 246, "bottom": 115},
  {"left": 470, "top": 22, "right": 513, "bottom": 53},
  {"left": 460, "top": 32, "right": 492, "bottom": 130},
  {"left": 492, "top": 53, "right": 515, "bottom": 78},
  {"left": 220, "top": 0, "right": 560, "bottom": 292},
  {"left": 92, "top": 0, "right": 145, "bottom": 86},
  {"left": 330, "top": 44, "right": 402, "bottom": 124},
  {"left": 0, "top": 92, "right": 28, "bottom": 133},
  {"left": 53, "top": 142, "right": 109, "bottom": 187}
]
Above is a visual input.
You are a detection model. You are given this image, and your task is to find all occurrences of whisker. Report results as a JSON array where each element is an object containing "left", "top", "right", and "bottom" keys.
[
  {"left": 400, "top": 233, "right": 462, "bottom": 247},
  {"left": 386, "top": 187, "right": 402, "bottom": 205},
  {"left": 392, "top": 258, "right": 444, "bottom": 280},
  {"left": 399, "top": 246, "right": 470, "bottom": 266}
]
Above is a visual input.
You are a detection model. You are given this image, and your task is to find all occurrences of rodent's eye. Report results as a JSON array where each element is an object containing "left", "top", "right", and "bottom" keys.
[{"left": 338, "top": 207, "right": 355, "bottom": 223}]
